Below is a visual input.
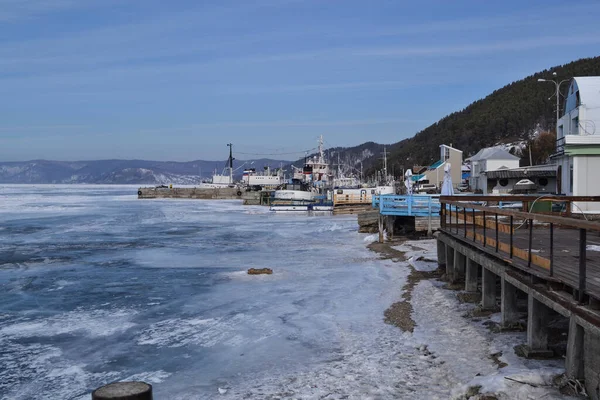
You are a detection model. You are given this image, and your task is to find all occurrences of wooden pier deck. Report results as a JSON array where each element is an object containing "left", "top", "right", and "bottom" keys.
[
  {"left": 435, "top": 196, "right": 600, "bottom": 396},
  {"left": 441, "top": 196, "right": 600, "bottom": 302}
]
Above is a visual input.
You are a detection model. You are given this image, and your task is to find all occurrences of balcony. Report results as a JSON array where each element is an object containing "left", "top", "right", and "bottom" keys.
[{"left": 554, "top": 137, "right": 565, "bottom": 156}]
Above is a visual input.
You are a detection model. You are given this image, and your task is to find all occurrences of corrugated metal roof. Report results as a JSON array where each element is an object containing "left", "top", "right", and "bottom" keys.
[
  {"left": 467, "top": 147, "right": 520, "bottom": 162},
  {"left": 486, "top": 164, "right": 558, "bottom": 179},
  {"left": 573, "top": 77, "right": 600, "bottom": 110},
  {"left": 429, "top": 160, "right": 444, "bottom": 170}
]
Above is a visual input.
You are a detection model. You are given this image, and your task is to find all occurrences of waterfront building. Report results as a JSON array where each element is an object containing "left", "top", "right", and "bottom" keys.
[
  {"left": 553, "top": 76, "right": 600, "bottom": 212},
  {"left": 486, "top": 164, "right": 558, "bottom": 194},
  {"left": 467, "top": 147, "right": 520, "bottom": 193},
  {"left": 411, "top": 144, "right": 463, "bottom": 190}
]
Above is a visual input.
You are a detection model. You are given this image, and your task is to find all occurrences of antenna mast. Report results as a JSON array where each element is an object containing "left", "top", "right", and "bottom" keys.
[
  {"left": 227, "top": 143, "right": 234, "bottom": 185},
  {"left": 383, "top": 146, "right": 388, "bottom": 180}
]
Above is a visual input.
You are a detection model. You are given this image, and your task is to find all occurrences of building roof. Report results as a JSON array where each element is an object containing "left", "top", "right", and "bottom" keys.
[
  {"left": 572, "top": 77, "right": 600, "bottom": 110},
  {"left": 440, "top": 144, "right": 463, "bottom": 153},
  {"left": 428, "top": 160, "right": 444, "bottom": 170},
  {"left": 485, "top": 164, "right": 558, "bottom": 179},
  {"left": 467, "top": 147, "right": 520, "bottom": 162}
]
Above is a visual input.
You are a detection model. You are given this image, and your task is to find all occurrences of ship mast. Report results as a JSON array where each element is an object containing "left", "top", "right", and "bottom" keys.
[
  {"left": 227, "top": 143, "right": 234, "bottom": 185},
  {"left": 318, "top": 135, "right": 324, "bottom": 163},
  {"left": 382, "top": 146, "right": 388, "bottom": 183}
]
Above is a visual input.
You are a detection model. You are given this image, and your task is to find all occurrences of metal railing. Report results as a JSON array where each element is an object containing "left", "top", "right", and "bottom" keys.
[
  {"left": 555, "top": 136, "right": 565, "bottom": 156},
  {"left": 440, "top": 195, "right": 600, "bottom": 303},
  {"left": 373, "top": 194, "right": 441, "bottom": 217}
]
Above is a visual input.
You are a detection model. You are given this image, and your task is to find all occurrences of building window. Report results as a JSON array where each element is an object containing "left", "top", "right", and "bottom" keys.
[
  {"left": 538, "top": 178, "right": 548, "bottom": 187},
  {"left": 570, "top": 164, "right": 574, "bottom": 193},
  {"left": 444, "top": 148, "right": 450, "bottom": 161},
  {"left": 572, "top": 117, "right": 579, "bottom": 135}
]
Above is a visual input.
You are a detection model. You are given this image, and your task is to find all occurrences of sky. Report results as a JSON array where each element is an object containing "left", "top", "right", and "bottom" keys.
[{"left": 1, "top": 0, "right": 600, "bottom": 162}]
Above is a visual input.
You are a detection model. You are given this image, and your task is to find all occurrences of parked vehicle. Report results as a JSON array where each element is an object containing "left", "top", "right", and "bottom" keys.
[{"left": 417, "top": 183, "right": 437, "bottom": 194}]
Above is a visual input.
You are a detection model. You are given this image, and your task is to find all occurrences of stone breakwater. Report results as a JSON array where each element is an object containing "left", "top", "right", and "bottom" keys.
[{"left": 137, "top": 187, "right": 242, "bottom": 200}]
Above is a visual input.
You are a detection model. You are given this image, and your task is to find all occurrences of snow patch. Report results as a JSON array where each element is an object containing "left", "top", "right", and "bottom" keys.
[{"left": 0, "top": 309, "right": 137, "bottom": 339}]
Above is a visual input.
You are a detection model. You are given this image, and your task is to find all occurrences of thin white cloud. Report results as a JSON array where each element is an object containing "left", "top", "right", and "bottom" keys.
[
  {"left": 134, "top": 118, "right": 429, "bottom": 133},
  {"left": 2, "top": 2, "right": 596, "bottom": 76},
  {"left": 221, "top": 80, "right": 414, "bottom": 94},
  {"left": 3, "top": 31, "right": 598, "bottom": 92},
  {"left": 354, "top": 35, "right": 600, "bottom": 57},
  {"left": 0, "top": 0, "right": 109, "bottom": 21},
  {"left": 0, "top": 124, "right": 86, "bottom": 132}
]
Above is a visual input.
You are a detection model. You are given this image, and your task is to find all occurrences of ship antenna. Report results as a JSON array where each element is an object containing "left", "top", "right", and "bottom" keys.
[{"left": 227, "top": 143, "right": 234, "bottom": 185}]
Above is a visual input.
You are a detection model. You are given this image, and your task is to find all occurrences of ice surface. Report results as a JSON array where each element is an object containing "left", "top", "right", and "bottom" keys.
[
  {"left": 0, "top": 186, "right": 570, "bottom": 399},
  {"left": 393, "top": 239, "right": 439, "bottom": 271},
  {"left": 412, "top": 279, "right": 568, "bottom": 400}
]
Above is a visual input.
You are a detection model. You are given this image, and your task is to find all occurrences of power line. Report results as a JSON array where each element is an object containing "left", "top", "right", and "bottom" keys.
[{"left": 235, "top": 148, "right": 316, "bottom": 156}]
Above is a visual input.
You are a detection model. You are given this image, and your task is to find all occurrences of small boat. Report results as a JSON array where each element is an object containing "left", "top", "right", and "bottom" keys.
[{"left": 270, "top": 179, "right": 326, "bottom": 212}]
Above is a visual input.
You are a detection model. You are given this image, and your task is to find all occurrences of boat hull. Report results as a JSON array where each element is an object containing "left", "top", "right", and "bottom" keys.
[{"left": 273, "top": 190, "right": 314, "bottom": 201}]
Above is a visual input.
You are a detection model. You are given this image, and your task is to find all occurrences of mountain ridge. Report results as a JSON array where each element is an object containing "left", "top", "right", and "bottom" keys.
[
  {"left": 0, "top": 158, "right": 287, "bottom": 184},
  {"left": 290, "top": 56, "right": 600, "bottom": 178}
]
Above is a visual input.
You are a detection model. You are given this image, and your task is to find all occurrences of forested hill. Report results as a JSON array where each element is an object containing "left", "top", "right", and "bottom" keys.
[
  {"left": 293, "top": 56, "right": 600, "bottom": 178},
  {"left": 383, "top": 56, "right": 600, "bottom": 170}
]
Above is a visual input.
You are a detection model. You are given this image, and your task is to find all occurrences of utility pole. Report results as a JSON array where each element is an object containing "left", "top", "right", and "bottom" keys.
[
  {"left": 382, "top": 146, "right": 388, "bottom": 182},
  {"left": 538, "top": 72, "right": 570, "bottom": 130},
  {"left": 360, "top": 161, "right": 363, "bottom": 183},
  {"left": 227, "top": 143, "right": 234, "bottom": 185}
]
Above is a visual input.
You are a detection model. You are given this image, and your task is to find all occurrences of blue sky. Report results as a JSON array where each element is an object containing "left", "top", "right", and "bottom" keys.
[{"left": 1, "top": 0, "right": 600, "bottom": 161}]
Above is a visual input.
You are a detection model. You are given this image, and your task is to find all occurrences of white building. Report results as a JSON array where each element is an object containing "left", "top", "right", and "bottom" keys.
[
  {"left": 467, "top": 147, "right": 520, "bottom": 193},
  {"left": 485, "top": 164, "right": 558, "bottom": 195},
  {"left": 411, "top": 144, "right": 463, "bottom": 190},
  {"left": 554, "top": 76, "right": 600, "bottom": 212}
]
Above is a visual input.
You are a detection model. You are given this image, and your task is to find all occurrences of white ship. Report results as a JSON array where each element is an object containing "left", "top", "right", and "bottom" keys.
[
  {"left": 198, "top": 144, "right": 237, "bottom": 189},
  {"left": 243, "top": 166, "right": 284, "bottom": 189},
  {"left": 271, "top": 136, "right": 333, "bottom": 212},
  {"left": 331, "top": 146, "right": 395, "bottom": 203},
  {"left": 273, "top": 179, "right": 316, "bottom": 202}
]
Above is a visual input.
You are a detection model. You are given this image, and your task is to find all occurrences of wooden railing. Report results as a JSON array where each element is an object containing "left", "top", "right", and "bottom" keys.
[
  {"left": 440, "top": 195, "right": 600, "bottom": 302},
  {"left": 333, "top": 194, "right": 373, "bottom": 205}
]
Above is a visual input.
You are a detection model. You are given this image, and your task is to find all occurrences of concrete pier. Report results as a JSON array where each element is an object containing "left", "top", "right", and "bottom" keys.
[
  {"left": 437, "top": 241, "right": 446, "bottom": 267},
  {"left": 524, "top": 295, "right": 554, "bottom": 357},
  {"left": 138, "top": 186, "right": 242, "bottom": 200},
  {"left": 566, "top": 316, "right": 584, "bottom": 379},
  {"left": 465, "top": 258, "right": 478, "bottom": 293},
  {"left": 501, "top": 278, "right": 520, "bottom": 327},
  {"left": 481, "top": 268, "right": 496, "bottom": 310},
  {"left": 438, "top": 231, "right": 600, "bottom": 398},
  {"left": 452, "top": 250, "right": 465, "bottom": 284},
  {"left": 445, "top": 245, "right": 454, "bottom": 280}
]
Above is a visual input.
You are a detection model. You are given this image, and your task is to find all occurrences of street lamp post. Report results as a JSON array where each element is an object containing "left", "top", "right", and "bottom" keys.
[{"left": 537, "top": 73, "right": 570, "bottom": 129}]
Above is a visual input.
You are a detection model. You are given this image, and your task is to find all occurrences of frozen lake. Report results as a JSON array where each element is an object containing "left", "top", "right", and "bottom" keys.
[
  {"left": 0, "top": 186, "right": 409, "bottom": 399},
  {"left": 0, "top": 185, "right": 567, "bottom": 400}
]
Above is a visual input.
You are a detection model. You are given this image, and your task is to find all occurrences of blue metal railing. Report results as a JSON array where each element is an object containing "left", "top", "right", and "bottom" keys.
[{"left": 372, "top": 195, "right": 441, "bottom": 217}]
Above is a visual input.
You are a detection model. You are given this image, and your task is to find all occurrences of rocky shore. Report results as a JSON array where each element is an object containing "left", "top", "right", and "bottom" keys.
[{"left": 366, "top": 236, "right": 578, "bottom": 400}]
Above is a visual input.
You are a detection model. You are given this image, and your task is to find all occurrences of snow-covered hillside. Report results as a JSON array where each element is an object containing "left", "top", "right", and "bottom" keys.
[{"left": 0, "top": 159, "right": 286, "bottom": 184}]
